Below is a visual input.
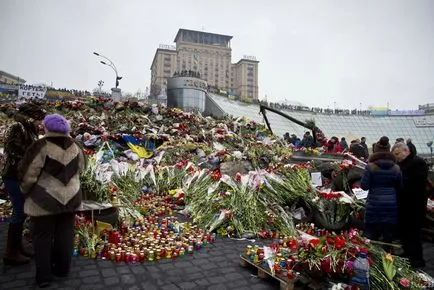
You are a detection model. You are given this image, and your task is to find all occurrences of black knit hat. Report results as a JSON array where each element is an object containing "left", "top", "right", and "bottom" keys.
[
  {"left": 374, "top": 136, "right": 391, "bottom": 153},
  {"left": 17, "top": 103, "right": 46, "bottom": 121}
]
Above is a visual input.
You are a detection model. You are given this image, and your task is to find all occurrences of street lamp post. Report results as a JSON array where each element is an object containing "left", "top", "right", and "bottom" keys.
[
  {"left": 428, "top": 141, "right": 433, "bottom": 169},
  {"left": 93, "top": 52, "right": 122, "bottom": 88}
]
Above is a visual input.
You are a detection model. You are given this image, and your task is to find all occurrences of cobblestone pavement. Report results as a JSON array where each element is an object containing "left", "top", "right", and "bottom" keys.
[{"left": 1, "top": 222, "right": 434, "bottom": 290}]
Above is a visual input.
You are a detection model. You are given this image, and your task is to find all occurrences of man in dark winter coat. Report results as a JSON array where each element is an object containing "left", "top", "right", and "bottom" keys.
[
  {"left": 406, "top": 138, "right": 417, "bottom": 157},
  {"left": 350, "top": 139, "right": 369, "bottom": 161},
  {"left": 392, "top": 142, "right": 428, "bottom": 268},
  {"left": 361, "top": 136, "right": 402, "bottom": 243}
]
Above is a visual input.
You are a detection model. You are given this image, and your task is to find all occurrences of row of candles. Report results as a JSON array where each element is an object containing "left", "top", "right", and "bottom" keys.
[
  {"left": 74, "top": 216, "right": 216, "bottom": 263},
  {"left": 245, "top": 244, "right": 299, "bottom": 279}
]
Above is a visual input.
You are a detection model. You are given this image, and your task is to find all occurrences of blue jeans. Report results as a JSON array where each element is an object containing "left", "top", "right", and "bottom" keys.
[{"left": 3, "top": 178, "right": 26, "bottom": 224}]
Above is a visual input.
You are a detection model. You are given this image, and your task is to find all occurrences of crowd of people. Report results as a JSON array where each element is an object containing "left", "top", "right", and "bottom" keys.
[
  {"left": 361, "top": 136, "right": 428, "bottom": 269},
  {"left": 283, "top": 132, "right": 430, "bottom": 268},
  {"left": 0, "top": 102, "right": 431, "bottom": 288}
]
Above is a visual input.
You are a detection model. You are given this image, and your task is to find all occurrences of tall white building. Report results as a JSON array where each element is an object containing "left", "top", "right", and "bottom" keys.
[{"left": 150, "top": 29, "right": 259, "bottom": 100}]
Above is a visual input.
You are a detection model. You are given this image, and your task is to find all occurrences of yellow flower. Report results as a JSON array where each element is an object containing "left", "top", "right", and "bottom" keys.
[
  {"left": 385, "top": 253, "right": 393, "bottom": 263},
  {"left": 168, "top": 189, "right": 177, "bottom": 196}
]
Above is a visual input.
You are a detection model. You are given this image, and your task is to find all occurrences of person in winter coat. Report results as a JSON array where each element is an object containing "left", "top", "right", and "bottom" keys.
[
  {"left": 406, "top": 138, "right": 417, "bottom": 157},
  {"left": 2, "top": 103, "right": 46, "bottom": 265},
  {"left": 18, "top": 114, "right": 86, "bottom": 288},
  {"left": 340, "top": 137, "right": 348, "bottom": 151},
  {"left": 361, "top": 136, "right": 402, "bottom": 244},
  {"left": 392, "top": 142, "right": 428, "bottom": 268},
  {"left": 350, "top": 139, "right": 369, "bottom": 161}
]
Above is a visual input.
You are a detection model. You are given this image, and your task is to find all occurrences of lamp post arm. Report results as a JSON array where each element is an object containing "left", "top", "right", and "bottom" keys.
[{"left": 97, "top": 54, "right": 119, "bottom": 77}]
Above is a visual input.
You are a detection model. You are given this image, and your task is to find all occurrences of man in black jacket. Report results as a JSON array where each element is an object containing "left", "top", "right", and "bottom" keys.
[{"left": 392, "top": 142, "right": 428, "bottom": 268}]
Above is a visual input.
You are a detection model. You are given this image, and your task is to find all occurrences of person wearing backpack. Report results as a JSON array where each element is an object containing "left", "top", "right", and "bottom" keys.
[{"left": 1, "top": 103, "right": 46, "bottom": 265}]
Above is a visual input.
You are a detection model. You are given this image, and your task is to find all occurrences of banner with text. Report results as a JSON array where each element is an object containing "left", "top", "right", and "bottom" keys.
[
  {"left": 388, "top": 110, "right": 425, "bottom": 116},
  {"left": 18, "top": 85, "right": 47, "bottom": 99},
  {"left": 414, "top": 118, "right": 434, "bottom": 128}
]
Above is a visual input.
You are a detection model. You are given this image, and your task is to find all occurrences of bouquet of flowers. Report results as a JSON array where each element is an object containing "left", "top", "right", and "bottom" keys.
[{"left": 311, "top": 190, "right": 355, "bottom": 231}]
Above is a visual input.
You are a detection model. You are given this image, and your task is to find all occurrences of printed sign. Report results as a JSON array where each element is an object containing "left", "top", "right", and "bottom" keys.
[
  {"left": 352, "top": 188, "right": 369, "bottom": 200},
  {"left": 18, "top": 85, "right": 46, "bottom": 99},
  {"left": 414, "top": 118, "right": 434, "bottom": 128},
  {"left": 310, "top": 172, "right": 322, "bottom": 187},
  {"left": 388, "top": 110, "right": 425, "bottom": 116}
]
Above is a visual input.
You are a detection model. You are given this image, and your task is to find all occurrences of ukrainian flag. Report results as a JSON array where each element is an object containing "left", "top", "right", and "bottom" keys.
[{"left": 122, "top": 135, "right": 153, "bottom": 159}]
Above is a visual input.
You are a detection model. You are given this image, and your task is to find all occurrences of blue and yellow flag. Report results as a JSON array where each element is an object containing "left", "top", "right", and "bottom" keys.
[{"left": 122, "top": 135, "right": 153, "bottom": 159}]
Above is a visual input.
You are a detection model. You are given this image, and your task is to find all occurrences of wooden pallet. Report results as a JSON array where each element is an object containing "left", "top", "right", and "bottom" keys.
[{"left": 239, "top": 255, "right": 295, "bottom": 290}]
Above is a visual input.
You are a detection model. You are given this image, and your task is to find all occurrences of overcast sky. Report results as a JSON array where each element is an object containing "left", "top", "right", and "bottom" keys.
[{"left": 1, "top": 0, "right": 433, "bottom": 110}]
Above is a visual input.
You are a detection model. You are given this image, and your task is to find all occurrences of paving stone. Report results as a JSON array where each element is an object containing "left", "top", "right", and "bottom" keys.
[
  {"left": 141, "top": 281, "right": 158, "bottom": 290},
  {"left": 211, "top": 256, "right": 227, "bottom": 262},
  {"left": 228, "top": 278, "right": 249, "bottom": 288},
  {"left": 60, "top": 279, "right": 82, "bottom": 288},
  {"left": 184, "top": 272, "right": 205, "bottom": 281},
  {"left": 207, "top": 284, "right": 228, "bottom": 290},
  {"left": 101, "top": 268, "right": 117, "bottom": 277},
  {"left": 146, "top": 266, "right": 160, "bottom": 273},
  {"left": 191, "top": 258, "right": 209, "bottom": 266},
  {"left": 149, "top": 271, "right": 162, "bottom": 280},
  {"left": 15, "top": 271, "right": 34, "bottom": 279},
  {"left": 166, "top": 275, "right": 183, "bottom": 284},
  {"left": 219, "top": 266, "right": 237, "bottom": 274},
  {"left": 177, "top": 281, "right": 197, "bottom": 289},
  {"left": 79, "top": 285, "right": 104, "bottom": 290},
  {"left": 195, "top": 278, "right": 211, "bottom": 287},
  {"left": 0, "top": 274, "right": 14, "bottom": 283},
  {"left": 224, "top": 272, "right": 244, "bottom": 281},
  {"left": 173, "top": 261, "right": 194, "bottom": 268},
  {"left": 78, "top": 269, "right": 99, "bottom": 277},
  {"left": 82, "top": 275, "right": 102, "bottom": 284},
  {"left": 128, "top": 286, "right": 141, "bottom": 290},
  {"left": 184, "top": 266, "right": 201, "bottom": 274},
  {"left": 104, "top": 276, "right": 120, "bottom": 286},
  {"left": 251, "top": 283, "right": 276, "bottom": 290},
  {"left": 82, "top": 264, "right": 97, "bottom": 270},
  {"left": 116, "top": 265, "right": 131, "bottom": 274},
  {"left": 97, "top": 260, "right": 113, "bottom": 268},
  {"left": 121, "top": 274, "right": 137, "bottom": 284},
  {"left": 0, "top": 280, "right": 27, "bottom": 289},
  {"left": 208, "top": 276, "right": 226, "bottom": 284},
  {"left": 200, "top": 263, "right": 219, "bottom": 270},
  {"left": 167, "top": 269, "right": 184, "bottom": 277},
  {"left": 131, "top": 266, "right": 146, "bottom": 275},
  {"left": 160, "top": 284, "right": 180, "bottom": 290},
  {"left": 158, "top": 263, "right": 176, "bottom": 271}
]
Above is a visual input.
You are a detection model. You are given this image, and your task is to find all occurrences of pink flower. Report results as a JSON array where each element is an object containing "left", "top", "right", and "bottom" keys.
[{"left": 399, "top": 278, "right": 410, "bottom": 288}]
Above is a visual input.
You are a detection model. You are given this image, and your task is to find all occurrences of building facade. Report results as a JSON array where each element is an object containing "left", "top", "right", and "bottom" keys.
[
  {"left": 150, "top": 29, "right": 259, "bottom": 100},
  {"left": 0, "top": 70, "right": 26, "bottom": 85},
  {"left": 167, "top": 76, "right": 208, "bottom": 112}
]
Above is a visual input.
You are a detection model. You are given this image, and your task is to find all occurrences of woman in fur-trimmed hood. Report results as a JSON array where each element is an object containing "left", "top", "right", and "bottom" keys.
[
  {"left": 2, "top": 103, "right": 46, "bottom": 266},
  {"left": 360, "top": 136, "right": 402, "bottom": 243},
  {"left": 18, "top": 113, "right": 86, "bottom": 288}
]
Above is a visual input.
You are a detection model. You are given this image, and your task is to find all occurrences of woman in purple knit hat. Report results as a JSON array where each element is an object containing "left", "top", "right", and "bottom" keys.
[{"left": 18, "top": 114, "right": 86, "bottom": 288}]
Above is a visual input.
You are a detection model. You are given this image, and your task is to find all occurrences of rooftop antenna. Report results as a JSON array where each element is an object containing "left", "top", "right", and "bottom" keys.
[{"left": 201, "top": 26, "right": 205, "bottom": 31}]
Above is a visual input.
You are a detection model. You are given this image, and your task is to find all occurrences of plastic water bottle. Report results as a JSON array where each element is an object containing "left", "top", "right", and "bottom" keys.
[{"left": 351, "top": 252, "right": 370, "bottom": 290}]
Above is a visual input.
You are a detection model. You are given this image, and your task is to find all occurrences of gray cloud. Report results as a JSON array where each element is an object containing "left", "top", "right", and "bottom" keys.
[{"left": 1, "top": 0, "right": 433, "bottom": 110}]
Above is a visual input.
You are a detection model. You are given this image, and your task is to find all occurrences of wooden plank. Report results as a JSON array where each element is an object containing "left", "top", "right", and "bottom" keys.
[{"left": 239, "top": 255, "right": 295, "bottom": 290}]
